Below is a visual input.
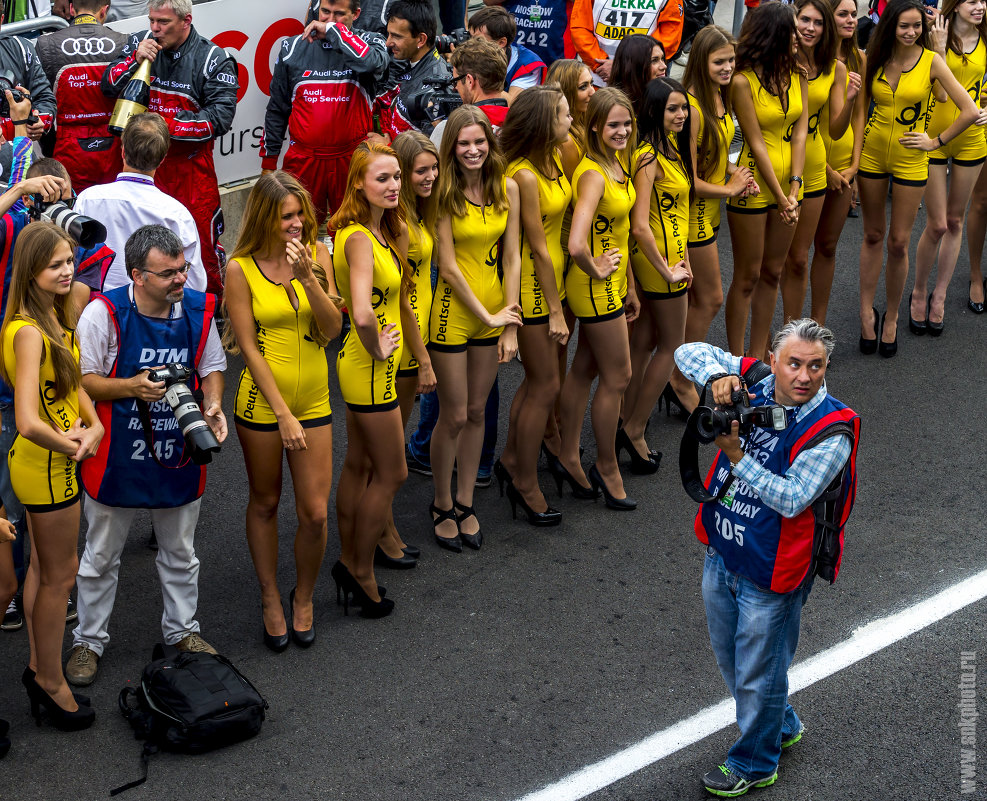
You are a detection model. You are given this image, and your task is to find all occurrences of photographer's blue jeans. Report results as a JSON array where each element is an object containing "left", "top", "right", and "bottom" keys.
[
  {"left": 407, "top": 379, "right": 499, "bottom": 476},
  {"left": 0, "top": 403, "right": 27, "bottom": 584},
  {"left": 701, "top": 546, "right": 812, "bottom": 780}
]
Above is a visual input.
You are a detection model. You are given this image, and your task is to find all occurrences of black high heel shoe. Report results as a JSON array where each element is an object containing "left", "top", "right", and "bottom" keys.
[
  {"left": 926, "top": 292, "right": 944, "bottom": 337},
  {"left": 401, "top": 544, "right": 421, "bottom": 558},
  {"left": 374, "top": 545, "right": 417, "bottom": 569},
  {"left": 454, "top": 500, "right": 483, "bottom": 549},
  {"left": 261, "top": 596, "right": 289, "bottom": 653},
  {"left": 493, "top": 459, "right": 513, "bottom": 497},
  {"left": 658, "top": 384, "right": 689, "bottom": 420},
  {"left": 429, "top": 503, "right": 462, "bottom": 553},
  {"left": 22, "top": 667, "right": 90, "bottom": 706},
  {"left": 505, "top": 483, "right": 562, "bottom": 526},
  {"left": 908, "top": 294, "right": 927, "bottom": 335},
  {"left": 878, "top": 311, "right": 898, "bottom": 358},
  {"left": 588, "top": 464, "right": 637, "bottom": 511},
  {"left": 547, "top": 455, "right": 599, "bottom": 499},
  {"left": 331, "top": 561, "right": 394, "bottom": 619},
  {"left": 330, "top": 561, "right": 386, "bottom": 608},
  {"left": 288, "top": 587, "right": 315, "bottom": 648},
  {"left": 968, "top": 278, "right": 986, "bottom": 314},
  {"left": 25, "top": 675, "right": 95, "bottom": 731},
  {"left": 615, "top": 428, "right": 660, "bottom": 475},
  {"left": 859, "top": 306, "right": 879, "bottom": 354}
]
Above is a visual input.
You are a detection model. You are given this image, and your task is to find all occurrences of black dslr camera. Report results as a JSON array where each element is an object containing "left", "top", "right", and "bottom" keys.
[
  {"left": 691, "top": 387, "right": 788, "bottom": 444},
  {"left": 405, "top": 76, "right": 464, "bottom": 124},
  {"left": 435, "top": 27, "right": 470, "bottom": 55},
  {"left": 0, "top": 69, "right": 36, "bottom": 124},
  {"left": 146, "top": 364, "right": 221, "bottom": 465},
  {"left": 28, "top": 196, "right": 107, "bottom": 250}
]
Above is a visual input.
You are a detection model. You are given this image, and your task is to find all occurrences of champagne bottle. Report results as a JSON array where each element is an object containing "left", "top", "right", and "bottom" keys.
[{"left": 108, "top": 57, "right": 152, "bottom": 136}]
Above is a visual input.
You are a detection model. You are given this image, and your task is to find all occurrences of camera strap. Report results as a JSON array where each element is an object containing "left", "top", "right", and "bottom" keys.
[{"left": 135, "top": 398, "right": 193, "bottom": 471}]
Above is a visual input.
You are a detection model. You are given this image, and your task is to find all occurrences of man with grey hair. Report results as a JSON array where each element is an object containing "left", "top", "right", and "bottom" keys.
[
  {"left": 674, "top": 319, "right": 860, "bottom": 798},
  {"left": 102, "top": 0, "right": 237, "bottom": 294},
  {"left": 67, "top": 224, "right": 227, "bottom": 687}
]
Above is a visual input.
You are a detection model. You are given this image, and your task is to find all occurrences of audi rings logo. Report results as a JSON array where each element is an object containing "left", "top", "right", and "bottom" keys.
[{"left": 60, "top": 37, "right": 117, "bottom": 57}]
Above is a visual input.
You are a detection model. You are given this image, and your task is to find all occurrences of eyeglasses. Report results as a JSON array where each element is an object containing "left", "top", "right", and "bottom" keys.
[
  {"left": 450, "top": 73, "right": 468, "bottom": 85},
  {"left": 144, "top": 261, "right": 192, "bottom": 281}
]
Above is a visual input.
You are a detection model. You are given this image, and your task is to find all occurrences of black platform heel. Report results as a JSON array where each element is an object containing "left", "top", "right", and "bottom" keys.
[
  {"left": 615, "top": 428, "right": 660, "bottom": 475},
  {"left": 588, "top": 464, "right": 637, "bottom": 511},
  {"left": 331, "top": 561, "right": 386, "bottom": 610},
  {"left": 878, "top": 311, "right": 898, "bottom": 358},
  {"left": 657, "top": 384, "right": 689, "bottom": 420},
  {"left": 547, "top": 455, "right": 599, "bottom": 499},
  {"left": 21, "top": 667, "right": 90, "bottom": 706},
  {"left": 289, "top": 587, "right": 315, "bottom": 648},
  {"left": 859, "top": 306, "right": 879, "bottom": 354},
  {"left": 25, "top": 676, "right": 95, "bottom": 731},
  {"left": 926, "top": 293, "right": 944, "bottom": 337},
  {"left": 493, "top": 459, "right": 513, "bottom": 497},
  {"left": 331, "top": 561, "right": 394, "bottom": 619},
  {"left": 505, "top": 483, "right": 562, "bottom": 526},
  {"left": 454, "top": 500, "right": 483, "bottom": 549}
]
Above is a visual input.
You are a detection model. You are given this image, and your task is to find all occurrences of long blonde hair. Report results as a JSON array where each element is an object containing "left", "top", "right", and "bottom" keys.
[
  {"left": 546, "top": 59, "right": 590, "bottom": 152},
  {"left": 436, "top": 105, "right": 508, "bottom": 218},
  {"left": 584, "top": 87, "right": 637, "bottom": 171},
  {"left": 224, "top": 171, "right": 331, "bottom": 351},
  {"left": 0, "top": 222, "right": 80, "bottom": 398}
]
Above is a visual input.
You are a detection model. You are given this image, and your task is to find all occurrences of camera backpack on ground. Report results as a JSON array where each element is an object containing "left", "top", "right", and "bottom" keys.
[{"left": 111, "top": 644, "right": 268, "bottom": 795}]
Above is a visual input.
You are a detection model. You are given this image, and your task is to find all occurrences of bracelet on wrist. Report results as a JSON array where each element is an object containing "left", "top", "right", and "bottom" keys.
[{"left": 937, "top": 134, "right": 945, "bottom": 148}]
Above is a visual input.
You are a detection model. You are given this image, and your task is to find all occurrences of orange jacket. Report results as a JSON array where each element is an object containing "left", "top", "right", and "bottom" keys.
[{"left": 569, "top": 0, "right": 685, "bottom": 66}]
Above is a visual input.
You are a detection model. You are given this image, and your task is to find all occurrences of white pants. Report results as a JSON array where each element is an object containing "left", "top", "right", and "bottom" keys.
[{"left": 74, "top": 496, "right": 202, "bottom": 656}]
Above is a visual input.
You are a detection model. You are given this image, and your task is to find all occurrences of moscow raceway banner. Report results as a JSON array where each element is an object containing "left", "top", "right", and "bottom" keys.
[{"left": 109, "top": 0, "right": 310, "bottom": 185}]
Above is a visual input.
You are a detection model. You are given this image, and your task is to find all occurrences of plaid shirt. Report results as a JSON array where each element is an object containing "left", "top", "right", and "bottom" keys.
[{"left": 674, "top": 343, "right": 852, "bottom": 517}]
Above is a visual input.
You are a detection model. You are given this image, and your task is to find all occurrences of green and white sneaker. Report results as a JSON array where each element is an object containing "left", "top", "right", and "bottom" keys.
[
  {"left": 702, "top": 764, "right": 778, "bottom": 797},
  {"left": 781, "top": 725, "right": 804, "bottom": 749}
]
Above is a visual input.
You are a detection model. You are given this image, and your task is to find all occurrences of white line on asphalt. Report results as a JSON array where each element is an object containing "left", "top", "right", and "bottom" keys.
[{"left": 516, "top": 566, "right": 987, "bottom": 801}]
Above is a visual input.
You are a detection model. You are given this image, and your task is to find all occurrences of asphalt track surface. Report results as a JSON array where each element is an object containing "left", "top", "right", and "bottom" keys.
[{"left": 2, "top": 191, "right": 986, "bottom": 801}]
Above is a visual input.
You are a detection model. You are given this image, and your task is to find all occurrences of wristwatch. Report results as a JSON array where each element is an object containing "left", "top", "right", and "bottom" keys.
[{"left": 789, "top": 175, "right": 804, "bottom": 187}]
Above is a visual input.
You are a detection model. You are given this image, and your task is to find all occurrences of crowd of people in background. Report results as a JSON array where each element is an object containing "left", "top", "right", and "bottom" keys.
[{"left": 0, "top": 0, "right": 981, "bottom": 785}]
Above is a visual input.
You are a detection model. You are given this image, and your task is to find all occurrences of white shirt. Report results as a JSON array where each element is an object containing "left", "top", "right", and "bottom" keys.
[
  {"left": 74, "top": 173, "right": 206, "bottom": 293},
  {"left": 77, "top": 285, "right": 227, "bottom": 379}
]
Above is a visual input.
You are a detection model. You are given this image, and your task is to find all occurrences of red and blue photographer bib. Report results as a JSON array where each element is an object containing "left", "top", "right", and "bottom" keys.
[
  {"left": 80, "top": 285, "right": 215, "bottom": 508},
  {"left": 695, "top": 381, "right": 859, "bottom": 593}
]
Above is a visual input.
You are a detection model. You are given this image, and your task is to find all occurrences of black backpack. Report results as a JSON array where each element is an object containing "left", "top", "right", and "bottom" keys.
[{"left": 111, "top": 644, "right": 268, "bottom": 795}]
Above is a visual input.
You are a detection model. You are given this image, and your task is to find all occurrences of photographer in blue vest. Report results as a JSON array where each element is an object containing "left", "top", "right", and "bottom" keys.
[
  {"left": 65, "top": 224, "right": 228, "bottom": 687},
  {"left": 674, "top": 319, "right": 860, "bottom": 798}
]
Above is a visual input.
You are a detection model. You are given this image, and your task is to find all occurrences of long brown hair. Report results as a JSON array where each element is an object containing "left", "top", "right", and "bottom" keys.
[
  {"left": 795, "top": 0, "right": 839, "bottom": 75},
  {"left": 609, "top": 34, "right": 664, "bottom": 115},
  {"left": 225, "top": 171, "right": 331, "bottom": 351},
  {"left": 830, "top": 0, "right": 864, "bottom": 73},
  {"left": 0, "top": 222, "right": 80, "bottom": 399},
  {"left": 392, "top": 130, "right": 438, "bottom": 237},
  {"left": 736, "top": 2, "right": 801, "bottom": 97},
  {"left": 865, "top": 0, "right": 931, "bottom": 103},
  {"left": 942, "top": 0, "right": 987, "bottom": 62},
  {"left": 500, "top": 84, "right": 566, "bottom": 175},
  {"left": 546, "top": 59, "right": 591, "bottom": 152},
  {"left": 328, "top": 142, "right": 410, "bottom": 290},
  {"left": 436, "top": 105, "right": 508, "bottom": 218},
  {"left": 682, "top": 25, "right": 735, "bottom": 179}
]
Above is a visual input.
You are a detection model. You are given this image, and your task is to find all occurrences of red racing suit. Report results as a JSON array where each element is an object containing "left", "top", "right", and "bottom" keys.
[
  {"left": 260, "top": 22, "right": 388, "bottom": 224},
  {"left": 36, "top": 16, "right": 130, "bottom": 192},
  {"left": 0, "top": 35, "right": 56, "bottom": 140},
  {"left": 102, "top": 27, "right": 238, "bottom": 294}
]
